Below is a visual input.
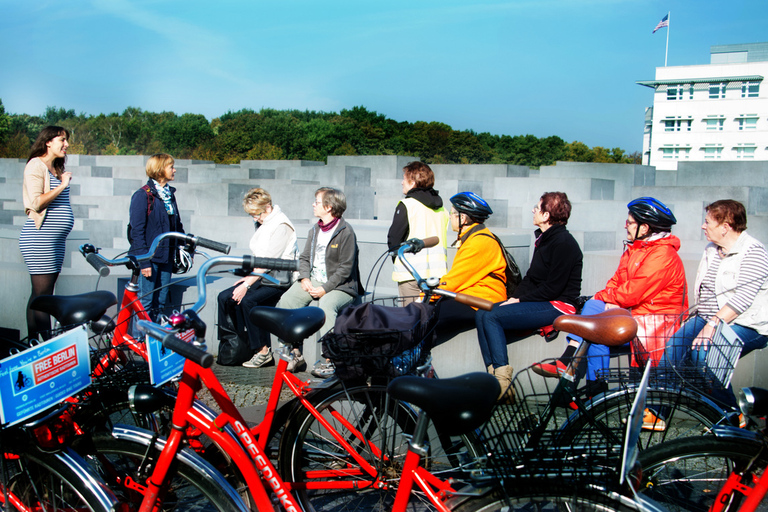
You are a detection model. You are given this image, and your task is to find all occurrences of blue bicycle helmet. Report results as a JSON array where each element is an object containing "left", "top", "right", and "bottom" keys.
[
  {"left": 450, "top": 192, "right": 493, "bottom": 222},
  {"left": 627, "top": 197, "right": 677, "bottom": 230}
]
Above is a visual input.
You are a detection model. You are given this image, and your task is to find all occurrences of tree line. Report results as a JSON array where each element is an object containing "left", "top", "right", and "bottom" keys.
[{"left": 0, "top": 99, "right": 641, "bottom": 167}]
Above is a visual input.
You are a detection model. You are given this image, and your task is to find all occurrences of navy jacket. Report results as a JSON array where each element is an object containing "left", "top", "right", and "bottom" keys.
[{"left": 128, "top": 180, "right": 184, "bottom": 269}]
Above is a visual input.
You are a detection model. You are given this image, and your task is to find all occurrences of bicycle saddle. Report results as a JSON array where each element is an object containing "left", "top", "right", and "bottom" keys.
[
  {"left": 387, "top": 373, "right": 499, "bottom": 436},
  {"left": 553, "top": 308, "right": 637, "bottom": 346},
  {"left": 30, "top": 291, "right": 117, "bottom": 328},
  {"left": 248, "top": 306, "right": 326, "bottom": 346}
]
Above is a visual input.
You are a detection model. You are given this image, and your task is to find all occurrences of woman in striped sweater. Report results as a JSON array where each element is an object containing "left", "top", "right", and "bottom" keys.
[
  {"left": 20, "top": 126, "right": 74, "bottom": 340},
  {"left": 662, "top": 199, "right": 768, "bottom": 411}
]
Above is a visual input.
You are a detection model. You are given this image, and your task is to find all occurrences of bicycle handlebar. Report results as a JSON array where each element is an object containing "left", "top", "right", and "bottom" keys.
[
  {"left": 79, "top": 232, "right": 231, "bottom": 272},
  {"left": 396, "top": 237, "right": 494, "bottom": 311},
  {"left": 195, "top": 236, "right": 231, "bottom": 255},
  {"left": 136, "top": 320, "right": 214, "bottom": 368},
  {"left": 84, "top": 250, "right": 111, "bottom": 277}
]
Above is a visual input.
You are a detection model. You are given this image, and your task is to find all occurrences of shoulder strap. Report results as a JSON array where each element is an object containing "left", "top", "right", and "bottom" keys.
[
  {"left": 476, "top": 232, "right": 507, "bottom": 281},
  {"left": 141, "top": 185, "right": 154, "bottom": 216}
]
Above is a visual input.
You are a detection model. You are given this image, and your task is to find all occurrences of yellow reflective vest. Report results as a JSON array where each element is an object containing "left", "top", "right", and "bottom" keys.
[{"left": 392, "top": 197, "right": 450, "bottom": 282}]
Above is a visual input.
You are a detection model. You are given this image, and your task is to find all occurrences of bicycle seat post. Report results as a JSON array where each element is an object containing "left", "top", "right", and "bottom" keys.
[{"left": 407, "top": 411, "right": 431, "bottom": 457}]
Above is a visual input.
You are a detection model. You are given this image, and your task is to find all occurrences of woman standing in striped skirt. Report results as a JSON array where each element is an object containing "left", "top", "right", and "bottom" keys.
[{"left": 20, "top": 126, "right": 74, "bottom": 340}]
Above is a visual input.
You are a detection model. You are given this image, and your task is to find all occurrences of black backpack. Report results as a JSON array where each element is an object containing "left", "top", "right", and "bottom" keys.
[{"left": 477, "top": 232, "right": 522, "bottom": 298}]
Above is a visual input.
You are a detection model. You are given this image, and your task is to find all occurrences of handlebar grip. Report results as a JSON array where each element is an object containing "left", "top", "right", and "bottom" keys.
[
  {"left": 244, "top": 256, "right": 299, "bottom": 272},
  {"left": 85, "top": 253, "right": 110, "bottom": 277},
  {"left": 195, "top": 236, "right": 231, "bottom": 254},
  {"left": 421, "top": 236, "right": 439, "bottom": 249},
  {"left": 162, "top": 333, "right": 214, "bottom": 368},
  {"left": 453, "top": 292, "right": 494, "bottom": 311}
]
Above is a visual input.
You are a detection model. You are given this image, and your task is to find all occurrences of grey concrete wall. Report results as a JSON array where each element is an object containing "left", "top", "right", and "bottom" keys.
[{"left": 1, "top": 156, "right": 767, "bottom": 387}]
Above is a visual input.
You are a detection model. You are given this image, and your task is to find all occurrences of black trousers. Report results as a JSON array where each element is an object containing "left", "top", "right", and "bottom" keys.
[{"left": 217, "top": 282, "right": 284, "bottom": 351}]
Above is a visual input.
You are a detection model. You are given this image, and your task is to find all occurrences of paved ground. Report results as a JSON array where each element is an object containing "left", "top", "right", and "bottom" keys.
[{"left": 196, "top": 360, "right": 314, "bottom": 423}]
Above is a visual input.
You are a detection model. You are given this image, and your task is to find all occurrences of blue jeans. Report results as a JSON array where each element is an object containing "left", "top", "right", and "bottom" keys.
[
  {"left": 138, "top": 262, "right": 173, "bottom": 320},
  {"left": 565, "top": 299, "right": 626, "bottom": 381},
  {"left": 661, "top": 316, "right": 768, "bottom": 409},
  {"left": 475, "top": 301, "right": 562, "bottom": 369}
]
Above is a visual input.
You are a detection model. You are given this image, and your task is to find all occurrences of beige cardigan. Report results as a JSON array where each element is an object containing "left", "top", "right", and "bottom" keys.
[{"left": 22, "top": 158, "right": 52, "bottom": 229}]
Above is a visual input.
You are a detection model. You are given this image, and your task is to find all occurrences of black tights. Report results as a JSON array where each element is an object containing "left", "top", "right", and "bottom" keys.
[{"left": 27, "top": 273, "right": 58, "bottom": 341}]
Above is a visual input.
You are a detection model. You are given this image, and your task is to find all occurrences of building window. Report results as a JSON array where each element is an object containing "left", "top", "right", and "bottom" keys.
[
  {"left": 702, "top": 144, "right": 723, "bottom": 159},
  {"left": 705, "top": 116, "right": 725, "bottom": 131},
  {"left": 661, "top": 145, "right": 690, "bottom": 159},
  {"left": 664, "top": 117, "right": 692, "bottom": 131},
  {"left": 734, "top": 145, "right": 756, "bottom": 159},
  {"left": 667, "top": 85, "right": 684, "bottom": 101},
  {"left": 709, "top": 82, "right": 726, "bottom": 99},
  {"left": 737, "top": 115, "right": 758, "bottom": 130},
  {"left": 742, "top": 81, "right": 760, "bottom": 98}
]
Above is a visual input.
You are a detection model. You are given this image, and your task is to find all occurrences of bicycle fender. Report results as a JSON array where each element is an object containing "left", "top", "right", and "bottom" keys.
[
  {"left": 111, "top": 425, "right": 249, "bottom": 512},
  {"left": 578, "top": 385, "right": 728, "bottom": 420},
  {"left": 55, "top": 448, "right": 121, "bottom": 511}
]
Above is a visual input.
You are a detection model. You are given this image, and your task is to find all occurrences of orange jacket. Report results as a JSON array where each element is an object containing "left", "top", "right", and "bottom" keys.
[
  {"left": 440, "top": 224, "right": 507, "bottom": 306},
  {"left": 594, "top": 234, "right": 688, "bottom": 315}
]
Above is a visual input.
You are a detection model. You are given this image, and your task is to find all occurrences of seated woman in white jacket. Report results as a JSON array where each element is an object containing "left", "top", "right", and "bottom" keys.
[{"left": 217, "top": 188, "right": 298, "bottom": 368}]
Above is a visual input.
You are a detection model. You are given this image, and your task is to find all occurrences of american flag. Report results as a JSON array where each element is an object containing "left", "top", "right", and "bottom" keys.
[{"left": 653, "top": 14, "right": 669, "bottom": 33}]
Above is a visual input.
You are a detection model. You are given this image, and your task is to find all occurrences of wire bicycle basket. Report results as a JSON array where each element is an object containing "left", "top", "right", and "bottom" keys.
[{"left": 477, "top": 365, "right": 625, "bottom": 489}]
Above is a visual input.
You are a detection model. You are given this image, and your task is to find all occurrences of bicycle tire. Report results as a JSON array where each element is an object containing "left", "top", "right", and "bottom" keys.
[
  {"left": 447, "top": 484, "right": 646, "bottom": 512},
  {"left": 279, "top": 381, "right": 482, "bottom": 512},
  {"left": 2, "top": 449, "right": 116, "bottom": 512},
  {"left": 638, "top": 436, "right": 768, "bottom": 512},
  {"left": 560, "top": 387, "right": 728, "bottom": 449},
  {"left": 86, "top": 432, "right": 241, "bottom": 511}
]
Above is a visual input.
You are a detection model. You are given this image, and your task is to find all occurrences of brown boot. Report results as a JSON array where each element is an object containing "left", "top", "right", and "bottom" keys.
[{"left": 489, "top": 365, "right": 516, "bottom": 404}]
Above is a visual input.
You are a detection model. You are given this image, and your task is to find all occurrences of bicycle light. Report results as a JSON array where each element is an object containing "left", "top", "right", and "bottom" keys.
[
  {"left": 31, "top": 413, "right": 76, "bottom": 451},
  {"left": 739, "top": 387, "right": 768, "bottom": 417}
]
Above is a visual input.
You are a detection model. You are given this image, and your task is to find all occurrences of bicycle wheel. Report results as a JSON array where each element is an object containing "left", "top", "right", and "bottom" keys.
[
  {"left": 279, "top": 381, "right": 482, "bottom": 512},
  {"left": 560, "top": 387, "right": 728, "bottom": 449},
  {"left": 2, "top": 450, "right": 116, "bottom": 511},
  {"left": 447, "top": 484, "right": 645, "bottom": 512},
  {"left": 638, "top": 436, "right": 768, "bottom": 512},
  {"left": 86, "top": 432, "right": 241, "bottom": 511}
]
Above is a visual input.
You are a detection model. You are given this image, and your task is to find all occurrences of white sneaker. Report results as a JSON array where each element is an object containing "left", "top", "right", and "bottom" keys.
[
  {"left": 242, "top": 350, "right": 274, "bottom": 368},
  {"left": 286, "top": 351, "right": 306, "bottom": 373}
]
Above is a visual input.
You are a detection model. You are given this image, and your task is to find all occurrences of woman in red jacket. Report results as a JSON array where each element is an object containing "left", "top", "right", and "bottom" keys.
[{"left": 534, "top": 197, "right": 688, "bottom": 400}]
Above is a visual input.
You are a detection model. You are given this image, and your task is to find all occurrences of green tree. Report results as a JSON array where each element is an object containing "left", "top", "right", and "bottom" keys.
[
  {"left": 564, "top": 141, "right": 594, "bottom": 162},
  {"left": 0, "top": 99, "right": 10, "bottom": 146}
]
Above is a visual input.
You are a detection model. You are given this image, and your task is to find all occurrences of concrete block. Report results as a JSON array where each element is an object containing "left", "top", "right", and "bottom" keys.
[
  {"left": 344, "top": 186, "right": 375, "bottom": 220},
  {"left": 115, "top": 179, "right": 145, "bottom": 196},
  {"left": 590, "top": 178, "right": 615, "bottom": 200},
  {"left": 91, "top": 166, "right": 113, "bottom": 178},
  {"left": 249, "top": 168, "right": 276, "bottom": 180}
]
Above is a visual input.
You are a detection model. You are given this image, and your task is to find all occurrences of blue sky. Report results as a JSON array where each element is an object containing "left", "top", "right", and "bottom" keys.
[{"left": 2, "top": 0, "right": 767, "bottom": 153}]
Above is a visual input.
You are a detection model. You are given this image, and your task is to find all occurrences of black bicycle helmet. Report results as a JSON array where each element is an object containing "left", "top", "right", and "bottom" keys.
[
  {"left": 627, "top": 197, "right": 677, "bottom": 230},
  {"left": 450, "top": 192, "right": 493, "bottom": 223}
]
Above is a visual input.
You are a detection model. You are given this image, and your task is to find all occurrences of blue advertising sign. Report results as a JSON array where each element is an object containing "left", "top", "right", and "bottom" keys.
[
  {"left": 0, "top": 327, "right": 91, "bottom": 426},
  {"left": 146, "top": 329, "right": 190, "bottom": 386}
]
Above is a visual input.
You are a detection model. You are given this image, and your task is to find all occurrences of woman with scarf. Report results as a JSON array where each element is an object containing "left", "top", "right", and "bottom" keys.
[{"left": 128, "top": 153, "right": 184, "bottom": 319}]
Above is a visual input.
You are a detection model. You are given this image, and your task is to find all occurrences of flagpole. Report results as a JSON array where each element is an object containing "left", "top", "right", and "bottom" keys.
[{"left": 665, "top": 11, "right": 670, "bottom": 66}]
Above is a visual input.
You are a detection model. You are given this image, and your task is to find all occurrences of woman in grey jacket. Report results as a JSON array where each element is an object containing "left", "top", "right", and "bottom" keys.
[{"left": 277, "top": 187, "right": 363, "bottom": 374}]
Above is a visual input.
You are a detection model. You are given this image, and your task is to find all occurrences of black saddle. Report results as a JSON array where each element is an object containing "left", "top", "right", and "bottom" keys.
[
  {"left": 30, "top": 291, "right": 117, "bottom": 329},
  {"left": 387, "top": 373, "right": 499, "bottom": 436},
  {"left": 248, "top": 307, "right": 326, "bottom": 346}
]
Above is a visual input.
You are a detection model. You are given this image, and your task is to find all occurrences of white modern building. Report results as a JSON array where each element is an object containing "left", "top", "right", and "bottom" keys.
[{"left": 638, "top": 42, "right": 768, "bottom": 170}]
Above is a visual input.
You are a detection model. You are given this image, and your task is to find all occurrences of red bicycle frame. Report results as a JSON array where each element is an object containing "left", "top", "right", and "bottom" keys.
[{"left": 137, "top": 351, "right": 458, "bottom": 512}]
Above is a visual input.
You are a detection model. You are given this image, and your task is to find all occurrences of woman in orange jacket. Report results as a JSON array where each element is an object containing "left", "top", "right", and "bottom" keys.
[{"left": 434, "top": 192, "right": 507, "bottom": 343}]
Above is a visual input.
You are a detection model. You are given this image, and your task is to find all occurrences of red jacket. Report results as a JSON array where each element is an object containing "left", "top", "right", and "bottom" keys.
[{"left": 594, "top": 234, "right": 688, "bottom": 316}]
